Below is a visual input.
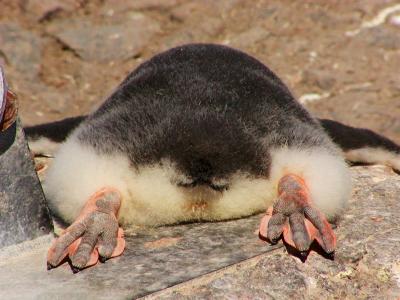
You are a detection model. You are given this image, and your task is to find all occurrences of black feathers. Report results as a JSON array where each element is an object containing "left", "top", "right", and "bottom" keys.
[
  {"left": 319, "top": 119, "right": 400, "bottom": 154},
  {"left": 75, "top": 44, "right": 328, "bottom": 180},
  {"left": 25, "top": 116, "right": 86, "bottom": 143}
]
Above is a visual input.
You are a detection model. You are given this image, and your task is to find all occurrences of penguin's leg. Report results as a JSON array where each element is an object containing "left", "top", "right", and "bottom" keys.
[
  {"left": 259, "top": 174, "right": 336, "bottom": 255},
  {"left": 47, "top": 188, "right": 125, "bottom": 272}
]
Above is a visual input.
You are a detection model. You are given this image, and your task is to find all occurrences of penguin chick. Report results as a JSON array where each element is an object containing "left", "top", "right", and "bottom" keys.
[{"left": 42, "top": 44, "right": 398, "bottom": 271}]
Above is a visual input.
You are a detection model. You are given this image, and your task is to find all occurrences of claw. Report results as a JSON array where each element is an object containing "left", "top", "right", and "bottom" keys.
[
  {"left": 71, "top": 265, "right": 81, "bottom": 274},
  {"left": 47, "top": 262, "right": 53, "bottom": 271},
  {"left": 300, "top": 251, "right": 308, "bottom": 257}
]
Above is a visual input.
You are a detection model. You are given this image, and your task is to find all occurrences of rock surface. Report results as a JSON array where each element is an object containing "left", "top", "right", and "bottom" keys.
[
  {"left": 0, "top": 23, "right": 42, "bottom": 79},
  {"left": 144, "top": 165, "right": 400, "bottom": 299},
  {"left": 0, "top": 165, "right": 399, "bottom": 299},
  {"left": 0, "top": 120, "right": 53, "bottom": 248},
  {"left": 47, "top": 15, "right": 160, "bottom": 62},
  {"left": 0, "top": 208, "right": 280, "bottom": 299}
]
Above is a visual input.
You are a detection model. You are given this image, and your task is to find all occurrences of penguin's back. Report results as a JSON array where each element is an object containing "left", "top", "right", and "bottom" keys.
[{"left": 76, "top": 44, "right": 329, "bottom": 178}]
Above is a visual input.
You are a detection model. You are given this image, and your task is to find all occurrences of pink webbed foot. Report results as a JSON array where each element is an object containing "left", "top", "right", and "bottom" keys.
[
  {"left": 47, "top": 188, "right": 126, "bottom": 272},
  {"left": 259, "top": 174, "right": 336, "bottom": 257}
]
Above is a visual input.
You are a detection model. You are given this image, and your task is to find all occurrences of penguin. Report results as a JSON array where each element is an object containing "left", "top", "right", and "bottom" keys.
[{"left": 25, "top": 44, "right": 400, "bottom": 272}]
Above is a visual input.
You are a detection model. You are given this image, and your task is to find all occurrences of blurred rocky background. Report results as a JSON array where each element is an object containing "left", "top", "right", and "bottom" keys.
[
  {"left": 0, "top": 0, "right": 399, "bottom": 143},
  {"left": 1, "top": 1, "right": 400, "bottom": 299}
]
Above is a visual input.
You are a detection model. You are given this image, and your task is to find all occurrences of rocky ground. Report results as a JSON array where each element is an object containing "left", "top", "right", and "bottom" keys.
[
  {"left": 0, "top": 0, "right": 399, "bottom": 143},
  {"left": 1, "top": 0, "right": 400, "bottom": 299}
]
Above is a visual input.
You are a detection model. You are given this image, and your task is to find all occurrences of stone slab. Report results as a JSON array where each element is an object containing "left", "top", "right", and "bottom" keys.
[
  {"left": 0, "top": 120, "right": 53, "bottom": 248},
  {"left": 0, "top": 213, "right": 279, "bottom": 299},
  {"left": 143, "top": 166, "right": 400, "bottom": 299},
  {"left": 1, "top": 164, "right": 399, "bottom": 299}
]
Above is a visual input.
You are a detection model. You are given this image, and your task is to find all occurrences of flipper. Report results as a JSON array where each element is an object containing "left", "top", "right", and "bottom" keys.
[
  {"left": 319, "top": 119, "right": 400, "bottom": 171},
  {"left": 25, "top": 115, "right": 86, "bottom": 143},
  {"left": 25, "top": 116, "right": 400, "bottom": 172},
  {"left": 25, "top": 115, "right": 86, "bottom": 157}
]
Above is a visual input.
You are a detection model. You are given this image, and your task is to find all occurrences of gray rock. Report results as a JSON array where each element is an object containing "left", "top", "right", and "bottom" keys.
[
  {"left": 0, "top": 120, "right": 53, "bottom": 249},
  {"left": 47, "top": 14, "right": 160, "bottom": 62},
  {"left": 0, "top": 212, "right": 280, "bottom": 299},
  {"left": 0, "top": 23, "right": 42, "bottom": 78}
]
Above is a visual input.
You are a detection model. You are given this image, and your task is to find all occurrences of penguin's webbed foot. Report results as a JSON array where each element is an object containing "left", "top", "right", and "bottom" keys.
[
  {"left": 259, "top": 174, "right": 336, "bottom": 257},
  {"left": 47, "top": 188, "right": 125, "bottom": 272}
]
